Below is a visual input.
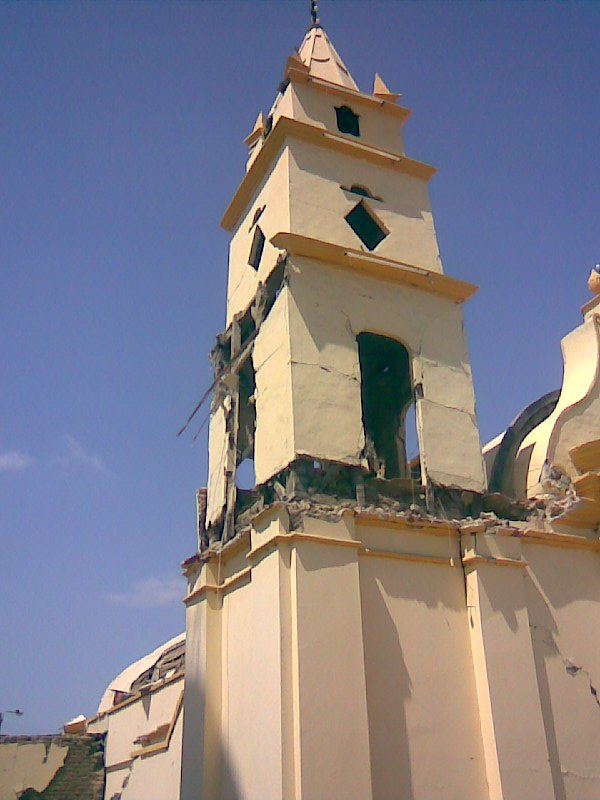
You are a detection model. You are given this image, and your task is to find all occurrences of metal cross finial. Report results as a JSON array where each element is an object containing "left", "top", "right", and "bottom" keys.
[{"left": 310, "top": 0, "right": 320, "bottom": 27}]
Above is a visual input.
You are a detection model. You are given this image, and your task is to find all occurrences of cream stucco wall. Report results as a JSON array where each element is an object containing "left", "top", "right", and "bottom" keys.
[
  {"left": 220, "top": 554, "right": 284, "bottom": 799},
  {"left": 227, "top": 124, "right": 440, "bottom": 333},
  {"left": 285, "top": 82, "right": 407, "bottom": 156},
  {"left": 206, "top": 400, "right": 230, "bottom": 528},
  {"left": 524, "top": 543, "right": 600, "bottom": 800},
  {"left": 182, "top": 506, "right": 600, "bottom": 800},
  {"left": 283, "top": 255, "right": 485, "bottom": 491},
  {"left": 0, "top": 741, "right": 68, "bottom": 800},
  {"left": 226, "top": 149, "right": 290, "bottom": 326},
  {"left": 358, "top": 521, "right": 489, "bottom": 799},
  {"left": 88, "top": 676, "right": 183, "bottom": 800},
  {"left": 252, "top": 287, "right": 295, "bottom": 485},
  {"left": 287, "top": 138, "right": 442, "bottom": 272},
  {"left": 244, "top": 252, "right": 484, "bottom": 490}
]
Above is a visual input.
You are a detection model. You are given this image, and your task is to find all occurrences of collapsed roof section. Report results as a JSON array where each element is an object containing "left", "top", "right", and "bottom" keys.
[{"left": 96, "top": 633, "right": 185, "bottom": 714}]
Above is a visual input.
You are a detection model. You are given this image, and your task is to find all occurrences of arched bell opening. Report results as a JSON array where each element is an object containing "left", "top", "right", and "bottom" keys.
[{"left": 357, "top": 332, "right": 419, "bottom": 481}]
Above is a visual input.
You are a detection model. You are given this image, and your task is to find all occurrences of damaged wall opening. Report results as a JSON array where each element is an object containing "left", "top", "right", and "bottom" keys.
[
  {"left": 357, "top": 332, "right": 418, "bottom": 480},
  {"left": 248, "top": 226, "right": 266, "bottom": 270},
  {"left": 236, "top": 356, "right": 256, "bottom": 489}
]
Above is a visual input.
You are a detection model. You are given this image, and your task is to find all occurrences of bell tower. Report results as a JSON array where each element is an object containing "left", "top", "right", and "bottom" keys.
[
  {"left": 181, "top": 15, "right": 593, "bottom": 800},
  {"left": 203, "top": 16, "right": 486, "bottom": 541}
]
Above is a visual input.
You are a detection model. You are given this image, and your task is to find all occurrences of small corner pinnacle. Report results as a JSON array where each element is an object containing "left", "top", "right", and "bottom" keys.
[{"left": 373, "top": 72, "right": 402, "bottom": 102}]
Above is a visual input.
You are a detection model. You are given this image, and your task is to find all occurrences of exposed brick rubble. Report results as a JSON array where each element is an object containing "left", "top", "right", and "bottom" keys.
[{"left": 192, "top": 454, "right": 586, "bottom": 554}]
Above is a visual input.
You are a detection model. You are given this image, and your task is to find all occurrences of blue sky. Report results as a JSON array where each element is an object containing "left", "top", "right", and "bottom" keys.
[{"left": 1, "top": 0, "right": 598, "bottom": 734}]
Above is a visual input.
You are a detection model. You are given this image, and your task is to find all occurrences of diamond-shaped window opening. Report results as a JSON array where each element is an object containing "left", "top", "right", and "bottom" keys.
[{"left": 345, "top": 201, "right": 388, "bottom": 251}]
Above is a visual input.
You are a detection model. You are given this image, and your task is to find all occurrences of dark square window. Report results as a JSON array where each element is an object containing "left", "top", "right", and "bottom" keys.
[
  {"left": 335, "top": 105, "right": 360, "bottom": 137},
  {"left": 248, "top": 226, "right": 266, "bottom": 270},
  {"left": 345, "top": 201, "right": 387, "bottom": 251}
]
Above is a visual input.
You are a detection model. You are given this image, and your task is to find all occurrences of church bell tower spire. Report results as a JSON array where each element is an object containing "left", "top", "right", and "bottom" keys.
[{"left": 202, "top": 18, "right": 486, "bottom": 543}]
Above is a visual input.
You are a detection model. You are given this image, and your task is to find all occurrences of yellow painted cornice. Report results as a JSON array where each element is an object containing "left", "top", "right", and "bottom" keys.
[
  {"left": 360, "top": 547, "right": 458, "bottom": 567},
  {"left": 271, "top": 232, "right": 478, "bottom": 304},
  {"left": 519, "top": 526, "right": 600, "bottom": 548},
  {"left": 287, "top": 66, "right": 411, "bottom": 122},
  {"left": 221, "top": 115, "right": 435, "bottom": 231},
  {"left": 354, "top": 511, "right": 460, "bottom": 536},
  {"left": 248, "top": 530, "right": 361, "bottom": 563},
  {"left": 461, "top": 554, "right": 528, "bottom": 569},
  {"left": 184, "top": 566, "right": 252, "bottom": 605}
]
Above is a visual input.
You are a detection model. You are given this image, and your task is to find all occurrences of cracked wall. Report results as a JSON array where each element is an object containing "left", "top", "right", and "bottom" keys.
[
  {"left": 284, "top": 254, "right": 485, "bottom": 492},
  {"left": 0, "top": 741, "right": 68, "bottom": 800},
  {"left": 524, "top": 543, "right": 600, "bottom": 800},
  {"left": 226, "top": 150, "right": 290, "bottom": 327},
  {"left": 253, "top": 287, "right": 296, "bottom": 485}
]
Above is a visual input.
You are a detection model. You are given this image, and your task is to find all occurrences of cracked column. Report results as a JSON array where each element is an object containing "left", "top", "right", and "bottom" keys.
[{"left": 462, "top": 527, "right": 555, "bottom": 800}]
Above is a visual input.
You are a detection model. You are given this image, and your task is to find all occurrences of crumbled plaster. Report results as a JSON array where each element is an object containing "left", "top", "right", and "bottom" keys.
[{"left": 0, "top": 735, "right": 104, "bottom": 800}]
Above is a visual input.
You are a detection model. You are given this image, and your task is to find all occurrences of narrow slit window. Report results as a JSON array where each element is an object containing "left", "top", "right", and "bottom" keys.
[
  {"left": 250, "top": 205, "right": 265, "bottom": 228},
  {"left": 264, "top": 114, "right": 274, "bottom": 138},
  {"left": 335, "top": 105, "right": 360, "bottom": 137},
  {"left": 248, "top": 226, "right": 266, "bottom": 270},
  {"left": 345, "top": 201, "right": 388, "bottom": 251}
]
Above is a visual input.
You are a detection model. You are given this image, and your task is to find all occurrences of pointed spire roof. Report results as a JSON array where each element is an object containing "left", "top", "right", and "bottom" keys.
[
  {"left": 243, "top": 112, "right": 264, "bottom": 146},
  {"left": 297, "top": 25, "right": 359, "bottom": 91},
  {"left": 373, "top": 73, "right": 402, "bottom": 102}
]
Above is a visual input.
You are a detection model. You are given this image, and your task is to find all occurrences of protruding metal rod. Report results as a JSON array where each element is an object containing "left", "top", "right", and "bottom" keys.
[{"left": 310, "top": 0, "right": 320, "bottom": 27}]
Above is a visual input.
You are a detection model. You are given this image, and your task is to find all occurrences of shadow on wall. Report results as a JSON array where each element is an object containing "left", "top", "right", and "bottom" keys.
[
  {"left": 524, "top": 546, "right": 600, "bottom": 800},
  {"left": 180, "top": 669, "right": 243, "bottom": 800},
  {"left": 359, "top": 567, "right": 414, "bottom": 800},
  {"left": 524, "top": 572, "right": 567, "bottom": 800},
  {"left": 358, "top": 554, "right": 490, "bottom": 800}
]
